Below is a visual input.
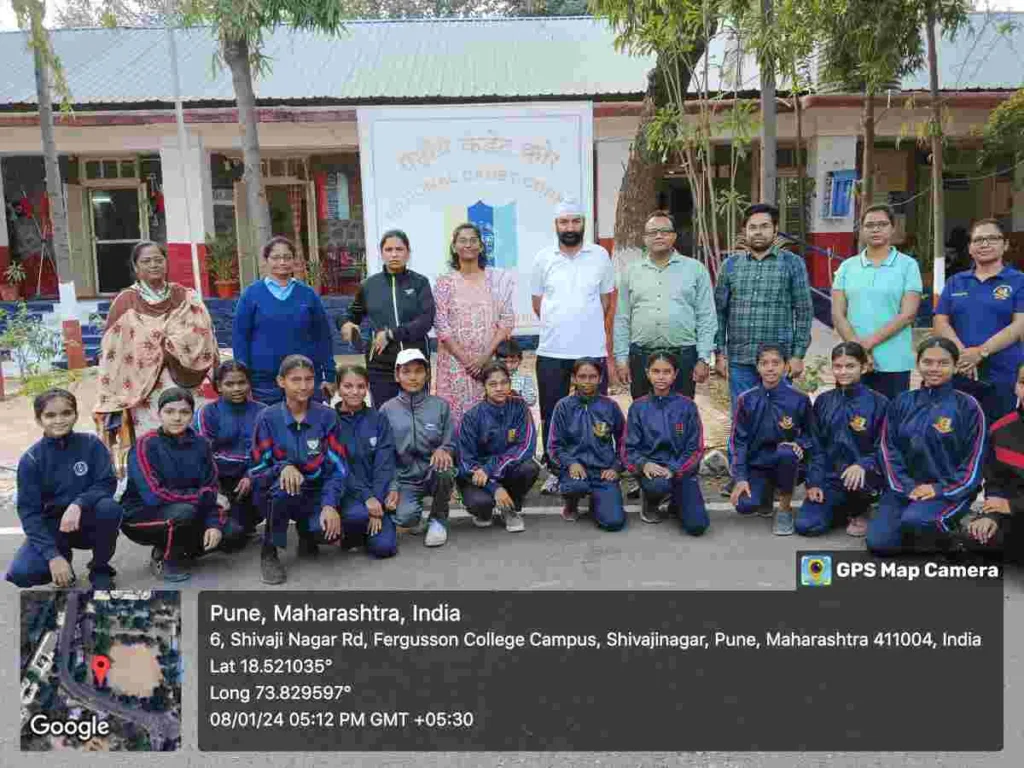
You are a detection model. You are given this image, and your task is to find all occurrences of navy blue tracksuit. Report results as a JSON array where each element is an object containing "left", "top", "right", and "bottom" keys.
[
  {"left": 250, "top": 402, "right": 348, "bottom": 549},
  {"left": 868, "top": 383, "right": 986, "bottom": 553},
  {"left": 196, "top": 398, "right": 266, "bottom": 537},
  {"left": 121, "top": 428, "right": 226, "bottom": 562},
  {"left": 457, "top": 397, "right": 539, "bottom": 520},
  {"left": 548, "top": 394, "right": 626, "bottom": 531},
  {"left": 335, "top": 404, "right": 398, "bottom": 558},
  {"left": 796, "top": 384, "right": 888, "bottom": 535},
  {"left": 6, "top": 433, "right": 122, "bottom": 588},
  {"left": 729, "top": 382, "right": 814, "bottom": 514},
  {"left": 624, "top": 393, "right": 708, "bottom": 535}
]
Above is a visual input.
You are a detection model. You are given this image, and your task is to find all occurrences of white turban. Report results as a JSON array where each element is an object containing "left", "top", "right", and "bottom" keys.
[{"left": 554, "top": 198, "right": 584, "bottom": 218}]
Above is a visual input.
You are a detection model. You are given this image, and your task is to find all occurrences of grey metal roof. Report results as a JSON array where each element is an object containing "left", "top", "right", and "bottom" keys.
[
  {"left": 0, "top": 16, "right": 655, "bottom": 106},
  {"left": 0, "top": 13, "right": 1019, "bottom": 109}
]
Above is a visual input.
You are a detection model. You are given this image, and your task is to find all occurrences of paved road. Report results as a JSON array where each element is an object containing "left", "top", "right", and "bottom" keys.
[
  {"left": 54, "top": 591, "right": 181, "bottom": 749},
  {"left": 2, "top": 503, "right": 1021, "bottom": 766}
]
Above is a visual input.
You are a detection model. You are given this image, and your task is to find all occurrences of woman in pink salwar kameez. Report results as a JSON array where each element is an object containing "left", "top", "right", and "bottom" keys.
[{"left": 434, "top": 223, "right": 515, "bottom": 426}]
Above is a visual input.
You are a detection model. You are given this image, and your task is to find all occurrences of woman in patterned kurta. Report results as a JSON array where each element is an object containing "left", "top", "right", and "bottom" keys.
[
  {"left": 93, "top": 242, "right": 219, "bottom": 472},
  {"left": 433, "top": 223, "right": 515, "bottom": 427}
]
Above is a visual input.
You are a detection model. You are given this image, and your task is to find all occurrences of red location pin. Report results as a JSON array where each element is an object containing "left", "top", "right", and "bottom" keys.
[{"left": 91, "top": 655, "right": 111, "bottom": 686}]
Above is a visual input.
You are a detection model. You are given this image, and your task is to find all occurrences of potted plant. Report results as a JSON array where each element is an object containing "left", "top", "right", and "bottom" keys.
[
  {"left": 204, "top": 231, "right": 239, "bottom": 299},
  {"left": 1, "top": 262, "right": 26, "bottom": 302}
]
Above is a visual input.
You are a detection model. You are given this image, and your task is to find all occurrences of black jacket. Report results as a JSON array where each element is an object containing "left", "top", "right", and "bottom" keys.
[{"left": 343, "top": 268, "right": 434, "bottom": 371}]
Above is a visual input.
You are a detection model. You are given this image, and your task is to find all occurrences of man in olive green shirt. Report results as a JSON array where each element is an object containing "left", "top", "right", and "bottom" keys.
[{"left": 613, "top": 210, "right": 718, "bottom": 399}]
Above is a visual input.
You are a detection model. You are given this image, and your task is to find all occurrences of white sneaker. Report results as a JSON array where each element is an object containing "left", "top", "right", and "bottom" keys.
[
  {"left": 541, "top": 474, "right": 560, "bottom": 495},
  {"left": 503, "top": 509, "right": 525, "bottom": 533},
  {"left": 424, "top": 520, "right": 448, "bottom": 547},
  {"left": 473, "top": 511, "right": 494, "bottom": 528}
]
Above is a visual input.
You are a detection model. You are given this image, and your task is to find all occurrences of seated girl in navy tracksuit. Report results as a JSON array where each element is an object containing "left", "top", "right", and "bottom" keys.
[
  {"left": 121, "top": 387, "right": 229, "bottom": 582},
  {"left": 5, "top": 389, "right": 122, "bottom": 590},
  {"left": 457, "top": 362, "right": 539, "bottom": 533},
  {"left": 334, "top": 365, "right": 398, "bottom": 559},
  {"left": 729, "top": 343, "right": 814, "bottom": 536},
  {"left": 966, "top": 361, "right": 1024, "bottom": 563},
  {"left": 251, "top": 354, "right": 348, "bottom": 585},
  {"left": 868, "top": 337, "right": 986, "bottom": 554},
  {"left": 548, "top": 357, "right": 626, "bottom": 531},
  {"left": 624, "top": 352, "right": 708, "bottom": 534},
  {"left": 195, "top": 361, "right": 266, "bottom": 543},
  {"left": 797, "top": 342, "right": 889, "bottom": 538}
]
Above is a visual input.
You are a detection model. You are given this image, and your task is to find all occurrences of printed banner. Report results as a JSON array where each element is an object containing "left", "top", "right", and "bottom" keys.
[{"left": 358, "top": 104, "right": 595, "bottom": 335}]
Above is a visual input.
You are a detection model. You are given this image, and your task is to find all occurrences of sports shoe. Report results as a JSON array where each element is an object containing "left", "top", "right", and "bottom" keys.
[
  {"left": 148, "top": 547, "right": 164, "bottom": 579},
  {"left": 561, "top": 498, "right": 579, "bottom": 522},
  {"left": 639, "top": 495, "right": 662, "bottom": 524},
  {"left": 472, "top": 512, "right": 494, "bottom": 528},
  {"left": 773, "top": 510, "right": 795, "bottom": 536},
  {"left": 756, "top": 502, "right": 775, "bottom": 518},
  {"left": 623, "top": 476, "right": 641, "bottom": 500},
  {"left": 424, "top": 519, "right": 448, "bottom": 547},
  {"left": 162, "top": 558, "right": 191, "bottom": 583},
  {"left": 846, "top": 515, "right": 868, "bottom": 537},
  {"left": 399, "top": 518, "right": 426, "bottom": 535},
  {"left": 541, "top": 474, "right": 560, "bottom": 495},
  {"left": 720, "top": 478, "right": 735, "bottom": 498},
  {"left": 503, "top": 509, "right": 525, "bottom": 533},
  {"left": 260, "top": 546, "right": 287, "bottom": 585}
]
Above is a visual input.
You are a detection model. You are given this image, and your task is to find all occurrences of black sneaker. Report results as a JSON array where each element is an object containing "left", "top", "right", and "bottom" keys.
[
  {"left": 149, "top": 547, "right": 164, "bottom": 579},
  {"left": 261, "top": 546, "right": 287, "bottom": 585},
  {"left": 639, "top": 495, "right": 662, "bottom": 524},
  {"left": 720, "top": 479, "right": 735, "bottom": 498},
  {"left": 297, "top": 535, "right": 319, "bottom": 559},
  {"left": 624, "top": 477, "right": 641, "bottom": 500}
]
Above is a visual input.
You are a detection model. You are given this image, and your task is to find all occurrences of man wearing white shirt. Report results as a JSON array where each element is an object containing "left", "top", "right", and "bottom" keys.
[{"left": 530, "top": 200, "right": 616, "bottom": 491}]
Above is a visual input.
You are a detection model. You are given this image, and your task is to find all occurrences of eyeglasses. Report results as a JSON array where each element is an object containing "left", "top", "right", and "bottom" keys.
[
  {"left": 862, "top": 221, "right": 892, "bottom": 231},
  {"left": 971, "top": 236, "right": 1005, "bottom": 246},
  {"left": 644, "top": 227, "right": 675, "bottom": 236}
]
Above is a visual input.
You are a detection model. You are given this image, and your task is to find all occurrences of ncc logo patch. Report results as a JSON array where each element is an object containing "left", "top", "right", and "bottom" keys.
[
  {"left": 674, "top": 422, "right": 685, "bottom": 436},
  {"left": 933, "top": 417, "right": 953, "bottom": 435},
  {"left": 369, "top": 437, "right": 378, "bottom": 448},
  {"left": 993, "top": 285, "right": 1012, "bottom": 301},
  {"left": 306, "top": 438, "right": 321, "bottom": 452},
  {"left": 778, "top": 415, "right": 794, "bottom": 430},
  {"left": 592, "top": 421, "right": 610, "bottom": 439},
  {"left": 507, "top": 428, "right": 518, "bottom": 442},
  {"left": 72, "top": 461, "right": 88, "bottom": 477},
  {"left": 849, "top": 415, "right": 867, "bottom": 432}
]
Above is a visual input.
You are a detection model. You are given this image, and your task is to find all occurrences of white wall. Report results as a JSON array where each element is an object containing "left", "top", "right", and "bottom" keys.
[
  {"left": 159, "top": 132, "right": 214, "bottom": 244},
  {"left": 808, "top": 135, "right": 858, "bottom": 234},
  {"left": 596, "top": 137, "right": 630, "bottom": 240},
  {"left": 0, "top": 159, "right": 8, "bottom": 252}
]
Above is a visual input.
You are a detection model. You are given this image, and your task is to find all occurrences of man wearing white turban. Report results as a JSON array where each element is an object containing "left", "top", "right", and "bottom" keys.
[{"left": 530, "top": 198, "right": 616, "bottom": 494}]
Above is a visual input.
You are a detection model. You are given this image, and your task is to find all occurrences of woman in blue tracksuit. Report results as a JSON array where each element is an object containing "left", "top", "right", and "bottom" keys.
[
  {"left": 334, "top": 365, "right": 398, "bottom": 558},
  {"left": 624, "top": 352, "right": 708, "bottom": 534},
  {"left": 251, "top": 355, "right": 349, "bottom": 585},
  {"left": 457, "top": 362, "right": 539, "bottom": 533},
  {"left": 548, "top": 358, "right": 626, "bottom": 531},
  {"left": 121, "top": 387, "right": 229, "bottom": 582},
  {"left": 797, "top": 342, "right": 889, "bottom": 538},
  {"left": 194, "top": 361, "right": 266, "bottom": 543},
  {"left": 868, "top": 337, "right": 987, "bottom": 554},
  {"left": 729, "top": 343, "right": 815, "bottom": 536}
]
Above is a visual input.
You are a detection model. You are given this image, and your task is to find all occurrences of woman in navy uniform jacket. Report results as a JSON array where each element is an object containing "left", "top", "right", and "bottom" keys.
[
  {"left": 967, "top": 361, "right": 1024, "bottom": 562},
  {"left": 194, "top": 361, "right": 266, "bottom": 541},
  {"left": 867, "top": 337, "right": 987, "bottom": 554},
  {"left": 334, "top": 365, "right": 398, "bottom": 559},
  {"left": 121, "top": 387, "right": 228, "bottom": 582},
  {"left": 251, "top": 355, "right": 349, "bottom": 585},
  {"left": 457, "top": 362, "right": 539, "bottom": 533},
  {"left": 624, "top": 352, "right": 708, "bottom": 534},
  {"left": 547, "top": 358, "right": 627, "bottom": 531},
  {"left": 6, "top": 389, "right": 122, "bottom": 589},
  {"left": 728, "top": 344, "right": 815, "bottom": 536},
  {"left": 797, "top": 342, "right": 889, "bottom": 538}
]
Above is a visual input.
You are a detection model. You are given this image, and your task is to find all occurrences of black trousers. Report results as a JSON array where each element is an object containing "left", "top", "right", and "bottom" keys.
[
  {"left": 628, "top": 344, "right": 698, "bottom": 399},
  {"left": 536, "top": 356, "right": 608, "bottom": 466},
  {"left": 459, "top": 462, "right": 540, "bottom": 519},
  {"left": 122, "top": 502, "right": 204, "bottom": 562},
  {"left": 368, "top": 368, "right": 401, "bottom": 410}
]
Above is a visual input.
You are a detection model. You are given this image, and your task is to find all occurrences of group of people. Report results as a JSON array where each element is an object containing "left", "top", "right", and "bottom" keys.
[{"left": 4, "top": 197, "right": 1022, "bottom": 591}]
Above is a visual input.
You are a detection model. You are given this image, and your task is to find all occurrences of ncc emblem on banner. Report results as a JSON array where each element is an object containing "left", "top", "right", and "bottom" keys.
[
  {"left": 445, "top": 200, "right": 519, "bottom": 269},
  {"left": 849, "top": 415, "right": 867, "bottom": 432},
  {"left": 933, "top": 417, "right": 953, "bottom": 435}
]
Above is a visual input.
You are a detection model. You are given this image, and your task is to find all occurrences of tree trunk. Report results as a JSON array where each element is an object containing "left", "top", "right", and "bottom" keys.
[
  {"left": 223, "top": 35, "right": 271, "bottom": 270},
  {"left": 860, "top": 87, "right": 875, "bottom": 213},
  {"left": 30, "top": 3, "right": 73, "bottom": 301},
  {"left": 759, "top": 0, "right": 777, "bottom": 205},
  {"left": 795, "top": 89, "right": 807, "bottom": 248},
  {"left": 610, "top": 90, "right": 660, "bottom": 277},
  {"left": 926, "top": 5, "right": 945, "bottom": 300}
]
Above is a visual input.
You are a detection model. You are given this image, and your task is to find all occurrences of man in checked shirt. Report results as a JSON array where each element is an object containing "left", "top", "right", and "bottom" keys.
[{"left": 714, "top": 203, "right": 813, "bottom": 493}]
